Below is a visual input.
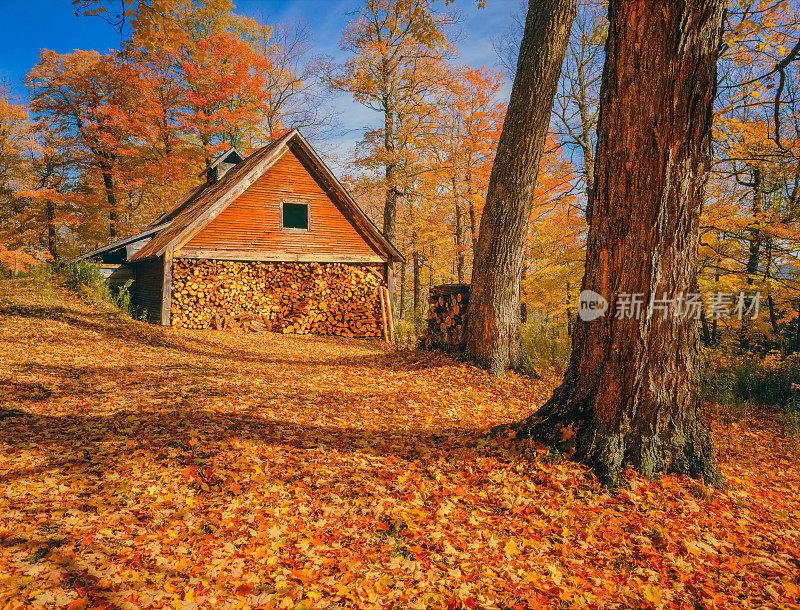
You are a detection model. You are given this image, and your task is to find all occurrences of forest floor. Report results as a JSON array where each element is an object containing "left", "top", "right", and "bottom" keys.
[{"left": 0, "top": 275, "right": 799, "bottom": 610}]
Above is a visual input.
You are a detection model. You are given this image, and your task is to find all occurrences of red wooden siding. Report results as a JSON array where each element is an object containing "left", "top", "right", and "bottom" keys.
[{"left": 180, "top": 150, "right": 383, "bottom": 260}]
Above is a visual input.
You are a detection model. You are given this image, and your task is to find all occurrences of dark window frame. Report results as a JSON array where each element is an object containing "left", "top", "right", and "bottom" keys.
[{"left": 281, "top": 201, "right": 310, "bottom": 232}]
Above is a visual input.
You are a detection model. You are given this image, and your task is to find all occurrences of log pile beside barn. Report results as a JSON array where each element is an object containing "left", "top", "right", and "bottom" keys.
[
  {"left": 78, "top": 130, "right": 404, "bottom": 340},
  {"left": 420, "top": 283, "right": 470, "bottom": 350},
  {"left": 171, "top": 259, "right": 384, "bottom": 337}
]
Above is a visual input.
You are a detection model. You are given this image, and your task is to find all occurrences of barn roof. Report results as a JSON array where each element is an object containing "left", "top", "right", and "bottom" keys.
[
  {"left": 199, "top": 147, "right": 244, "bottom": 176},
  {"left": 81, "top": 130, "right": 403, "bottom": 264},
  {"left": 73, "top": 222, "right": 171, "bottom": 262}
]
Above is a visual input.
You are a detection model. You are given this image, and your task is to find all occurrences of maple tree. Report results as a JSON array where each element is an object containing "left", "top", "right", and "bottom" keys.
[
  {"left": 466, "top": 0, "right": 577, "bottom": 374},
  {"left": 12, "top": 118, "right": 85, "bottom": 262},
  {"left": 0, "top": 93, "right": 30, "bottom": 242},
  {"left": 176, "top": 32, "right": 276, "bottom": 155},
  {"left": 523, "top": 134, "right": 582, "bottom": 325},
  {"left": 27, "top": 50, "right": 142, "bottom": 239},
  {"left": 0, "top": 93, "right": 90, "bottom": 262},
  {"left": 698, "top": 0, "right": 800, "bottom": 353},
  {"left": 126, "top": 1, "right": 279, "bottom": 161},
  {"left": 324, "top": 0, "right": 456, "bottom": 311},
  {"left": 510, "top": 0, "right": 728, "bottom": 489},
  {"left": 1, "top": 0, "right": 328, "bottom": 253},
  {"left": 428, "top": 65, "right": 506, "bottom": 283},
  {"left": 343, "top": 61, "right": 507, "bottom": 322}
]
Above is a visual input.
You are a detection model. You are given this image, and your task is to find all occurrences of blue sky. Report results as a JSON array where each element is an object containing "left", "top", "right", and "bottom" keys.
[{"left": 0, "top": 0, "right": 520, "bottom": 163}]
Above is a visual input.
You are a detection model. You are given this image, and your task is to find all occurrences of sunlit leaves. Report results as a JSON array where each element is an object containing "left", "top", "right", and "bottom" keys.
[{"left": 0, "top": 274, "right": 799, "bottom": 608}]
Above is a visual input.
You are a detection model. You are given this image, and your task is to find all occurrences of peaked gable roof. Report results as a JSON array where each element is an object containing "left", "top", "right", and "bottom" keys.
[{"left": 128, "top": 130, "right": 403, "bottom": 263}]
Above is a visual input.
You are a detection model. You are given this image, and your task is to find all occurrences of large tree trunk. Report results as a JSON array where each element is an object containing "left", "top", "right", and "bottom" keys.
[
  {"left": 509, "top": 0, "right": 726, "bottom": 489},
  {"left": 466, "top": 0, "right": 577, "bottom": 375}
]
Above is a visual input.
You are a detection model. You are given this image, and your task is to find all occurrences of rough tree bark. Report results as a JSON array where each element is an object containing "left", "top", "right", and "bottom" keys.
[
  {"left": 508, "top": 0, "right": 727, "bottom": 489},
  {"left": 466, "top": 0, "right": 577, "bottom": 374}
]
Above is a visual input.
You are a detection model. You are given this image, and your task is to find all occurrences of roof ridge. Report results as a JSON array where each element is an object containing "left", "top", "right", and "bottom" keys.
[{"left": 87, "top": 129, "right": 404, "bottom": 264}]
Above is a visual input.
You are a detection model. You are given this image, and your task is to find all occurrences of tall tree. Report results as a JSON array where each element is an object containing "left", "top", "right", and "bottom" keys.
[
  {"left": 324, "top": 0, "right": 455, "bottom": 310},
  {"left": 431, "top": 65, "right": 505, "bottom": 282},
  {"left": 0, "top": 92, "right": 28, "bottom": 206},
  {"left": 523, "top": 133, "right": 582, "bottom": 326},
  {"left": 465, "top": 0, "right": 577, "bottom": 374},
  {"left": 495, "top": 0, "right": 605, "bottom": 203},
  {"left": 510, "top": 0, "right": 727, "bottom": 488},
  {"left": 699, "top": 0, "right": 800, "bottom": 353},
  {"left": 27, "top": 50, "right": 141, "bottom": 239},
  {"left": 13, "top": 118, "right": 85, "bottom": 262}
]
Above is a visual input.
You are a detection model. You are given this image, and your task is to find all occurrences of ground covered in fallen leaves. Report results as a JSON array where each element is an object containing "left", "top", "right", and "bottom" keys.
[{"left": 0, "top": 275, "right": 799, "bottom": 609}]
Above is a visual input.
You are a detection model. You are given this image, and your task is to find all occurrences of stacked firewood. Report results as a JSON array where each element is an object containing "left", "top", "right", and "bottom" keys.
[
  {"left": 420, "top": 283, "right": 470, "bottom": 350},
  {"left": 170, "top": 259, "right": 385, "bottom": 337}
]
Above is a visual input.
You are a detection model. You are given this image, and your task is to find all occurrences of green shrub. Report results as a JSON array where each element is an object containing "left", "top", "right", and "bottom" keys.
[
  {"left": 393, "top": 312, "right": 429, "bottom": 349},
  {"left": 25, "top": 264, "right": 54, "bottom": 281},
  {"left": 701, "top": 347, "right": 800, "bottom": 442},
  {"left": 519, "top": 322, "right": 571, "bottom": 376},
  {"left": 58, "top": 260, "right": 135, "bottom": 318},
  {"left": 700, "top": 348, "right": 800, "bottom": 406},
  {"left": 61, "top": 260, "right": 104, "bottom": 291},
  {"left": 394, "top": 318, "right": 421, "bottom": 349},
  {"left": 782, "top": 388, "right": 800, "bottom": 444}
]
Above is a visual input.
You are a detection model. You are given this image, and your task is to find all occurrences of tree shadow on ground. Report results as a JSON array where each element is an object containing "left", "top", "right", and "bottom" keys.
[
  {"left": 0, "top": 410, "right": 498, "bottom": 512},
  {"left": 0, "top": 303, "right": 449, "bottom": 371},
  {"left": 0, "top": 407, "right": 489, "bottom": 463}
]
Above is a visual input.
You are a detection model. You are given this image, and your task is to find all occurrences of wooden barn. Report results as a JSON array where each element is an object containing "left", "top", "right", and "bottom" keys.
[{"left": 80, "top": 130, "right": 403, "bottom": 338}]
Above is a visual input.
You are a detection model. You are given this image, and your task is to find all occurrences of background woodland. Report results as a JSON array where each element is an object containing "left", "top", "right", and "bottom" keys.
[{"left": 1, "top": 0, "right": 800, "bottom": 377}]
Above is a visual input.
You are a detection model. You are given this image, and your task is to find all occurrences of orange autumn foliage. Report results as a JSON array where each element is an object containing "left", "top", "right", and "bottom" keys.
[{"left": 0, "top": 276, "right": 798, "bottom": 608}]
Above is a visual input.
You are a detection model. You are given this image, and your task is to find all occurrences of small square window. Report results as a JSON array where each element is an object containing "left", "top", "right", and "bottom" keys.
[{"left": 282, "top": 202, "right": 309, "bottom": 231}]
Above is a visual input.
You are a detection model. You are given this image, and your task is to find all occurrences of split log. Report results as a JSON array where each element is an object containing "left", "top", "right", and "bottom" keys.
[{"left": 421, "top": 283, "right": 470, "bottom": 350}]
